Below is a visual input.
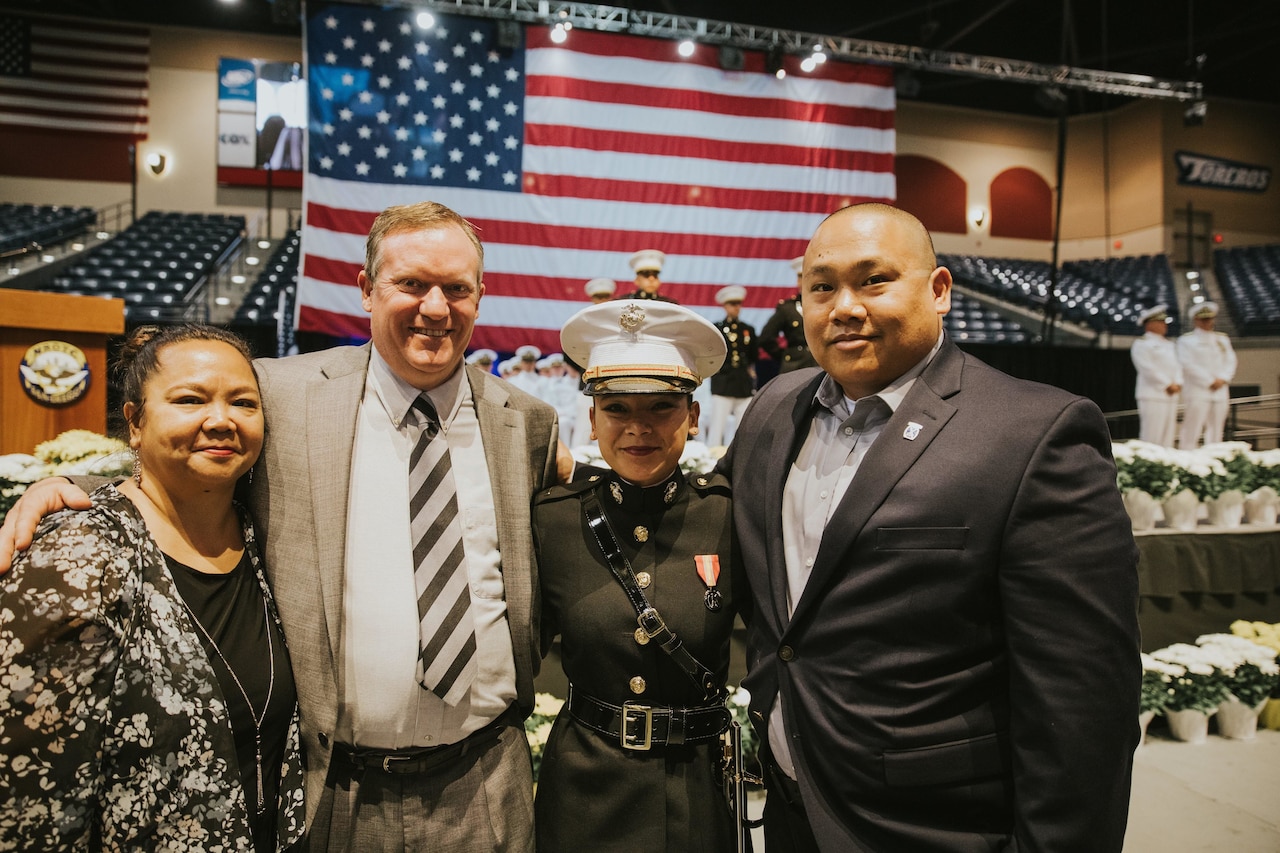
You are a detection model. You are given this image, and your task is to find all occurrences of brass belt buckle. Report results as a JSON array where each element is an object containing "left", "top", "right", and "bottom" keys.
[{"left": 620, "top": 702, "right": 654, "bottom": 751}]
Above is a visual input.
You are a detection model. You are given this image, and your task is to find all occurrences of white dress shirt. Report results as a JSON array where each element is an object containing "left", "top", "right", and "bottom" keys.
[
  {"left": 769, "top": 333, "right": 942, "bottom": 778},
  {"left": 339, "top": 351, "right": 517, "bottom": 748}
]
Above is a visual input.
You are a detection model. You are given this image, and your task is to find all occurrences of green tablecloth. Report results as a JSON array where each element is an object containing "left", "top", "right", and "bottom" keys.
[{"left": 1136, "top": 526, "right": 1280, "bottom": 651}]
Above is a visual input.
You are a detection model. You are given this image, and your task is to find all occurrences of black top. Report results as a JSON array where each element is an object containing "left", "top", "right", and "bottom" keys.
[
  {"left": 620, "top": 288, "right": 678, "bottom": 303},
  {"left": 167, "top": 552, "right": 296, "bottom": 853}
]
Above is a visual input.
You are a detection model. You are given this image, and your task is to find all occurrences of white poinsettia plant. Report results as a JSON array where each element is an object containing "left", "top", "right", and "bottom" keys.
[
  {"left": 1194, "top": 633, "right": 1280, "bottom": 707},
  {"left": 0, "top": 430, "right": 132, "bottom": 516},
  {"left": 1147, "top": 643, "right": 1229, "bottom": 713},
  {"left": 1112, "top": 440, "right": 1265, "bottom": 501}
]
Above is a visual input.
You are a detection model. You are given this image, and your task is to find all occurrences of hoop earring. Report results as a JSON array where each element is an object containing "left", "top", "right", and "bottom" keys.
[{"left": 131, "top": 449, "right": 141, "bottom": 486}]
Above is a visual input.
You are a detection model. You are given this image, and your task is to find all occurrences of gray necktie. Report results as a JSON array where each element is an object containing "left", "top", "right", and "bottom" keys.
[{"left": 408, "top": 394, "right": 476, "bottom": 706}]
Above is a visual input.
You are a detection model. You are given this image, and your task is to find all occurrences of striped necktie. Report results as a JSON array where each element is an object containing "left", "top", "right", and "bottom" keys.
[{"left": 408, "top": 394, "right": 476, "bottom": 706}]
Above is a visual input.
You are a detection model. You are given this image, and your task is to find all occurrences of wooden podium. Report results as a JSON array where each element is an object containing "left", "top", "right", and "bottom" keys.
[{"left": 1, "top": 290, "right": 125, "bottom": 455}]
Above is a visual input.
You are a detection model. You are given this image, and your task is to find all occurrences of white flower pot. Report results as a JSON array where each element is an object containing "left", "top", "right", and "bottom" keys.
[
  {"left": 1122, "top": 490, "right": 1159, "bottom": 531},
  {"left": 1205, "top": 489, "right": 1246, "bottom": 528},
  {"left": 1244, "top": 487, "right": 1279, "bottom": 526},
  {"left": 1138, "top": 710, "right": 1156, "bottom": 744},
  {"left": 1216, "top": 695, "right": 1267, "bottom": 740},
  {"left": 1161, "top": 490, "right": 1200, "bottom": 532},
  {"left": 1165, "top": 708, "right": 1213, "bottom": 743}
]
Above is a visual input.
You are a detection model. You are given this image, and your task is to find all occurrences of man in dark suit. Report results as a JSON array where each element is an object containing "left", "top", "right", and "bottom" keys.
[{"left": 721, "top": 204, "right": 1140, "bottom": 852}]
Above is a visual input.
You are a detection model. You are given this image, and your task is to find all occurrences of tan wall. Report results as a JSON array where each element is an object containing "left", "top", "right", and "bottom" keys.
[
  {"left": 1161, "top": 99, "right": 1280, "bottom": 247},
  {"left": 0, "top": 25, "right": 302, "bottom": 239}
]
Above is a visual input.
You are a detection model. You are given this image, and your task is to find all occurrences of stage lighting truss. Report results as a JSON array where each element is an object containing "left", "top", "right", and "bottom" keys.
[{"left": 386, "top": 0, "right": 1201, "bottom": 103}]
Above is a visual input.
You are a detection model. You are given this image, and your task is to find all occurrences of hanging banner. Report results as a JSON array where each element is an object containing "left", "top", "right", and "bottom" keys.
[
  {"left": 216, "top": 57, "right": 304, "bottom": 187},
  {"left": 1175, "top": 151, "right": 1271, "bottom": 193}
]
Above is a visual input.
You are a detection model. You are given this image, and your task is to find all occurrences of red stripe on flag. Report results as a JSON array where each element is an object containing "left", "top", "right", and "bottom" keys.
[
  {"left": 521, "top": 172, "right": 880, "bottom": 214},
  {"left": 525, "top": 123, "right": 894, "bottom": 171}
]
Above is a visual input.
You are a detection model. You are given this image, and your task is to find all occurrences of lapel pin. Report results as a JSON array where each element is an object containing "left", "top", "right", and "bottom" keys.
[{"left": 903, "top": 421, "right": 923, "bottom": 441}]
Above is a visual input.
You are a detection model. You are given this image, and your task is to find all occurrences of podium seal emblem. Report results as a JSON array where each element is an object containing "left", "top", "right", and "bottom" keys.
[{"left": 19, "top": 340, "right": 91, "bottom": 406}]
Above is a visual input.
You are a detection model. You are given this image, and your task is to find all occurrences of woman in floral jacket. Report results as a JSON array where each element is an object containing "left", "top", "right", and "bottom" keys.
[{"left": 0, "top": 324, "right": 304, "bottom": 852}]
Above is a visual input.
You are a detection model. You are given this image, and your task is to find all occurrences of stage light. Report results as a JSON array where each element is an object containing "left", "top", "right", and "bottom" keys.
[
  {"left": 800, "top": 56, "right": 817, "bottom": 73},
  {"left": 1183, "top": 100, "right": 1207, "bottom": 126},
  {"left": 416, "top": 11, "right": 435, "bottom": 29},
  {"left": 718, "top": 45, "right": 744, "bottom": 70},
  {"left": 765, "top": 46, "right": 785, "bottom": 79},
  {"left": 678, "top": 39, "right": 695, "bottom": 58},
  {"left": 550, "top": 23, "right": 568, "bottom": 44}
]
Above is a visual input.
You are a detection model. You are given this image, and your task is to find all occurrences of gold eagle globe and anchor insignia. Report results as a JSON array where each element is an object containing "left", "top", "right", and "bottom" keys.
[{"left": 19, "top": 341, "right": 91, "bottom": 406}]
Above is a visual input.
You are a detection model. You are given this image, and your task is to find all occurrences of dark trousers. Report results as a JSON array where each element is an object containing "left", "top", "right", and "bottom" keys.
[{"left": 762, "top": 758, "right": 821, "bottom": 853}]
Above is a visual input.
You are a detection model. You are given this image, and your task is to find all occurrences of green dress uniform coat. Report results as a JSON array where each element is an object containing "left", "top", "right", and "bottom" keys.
[
  {"left": 760, "top": 295, "right": 816, "bottom": 372},
  {"left": 532, "top": 467, "right": 741, "bottom": 853},
  {"left": 710, "top": 318, "right": 758, "bottom": 398}
]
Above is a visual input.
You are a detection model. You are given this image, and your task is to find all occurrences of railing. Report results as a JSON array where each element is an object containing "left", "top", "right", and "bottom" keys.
[{"left": 1104, "top": 393, "right": 1280, "bottom": 449}]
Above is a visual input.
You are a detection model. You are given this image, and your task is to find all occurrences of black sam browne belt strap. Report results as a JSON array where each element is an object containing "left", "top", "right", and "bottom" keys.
[{"left": 581, "top": 488, "right": 721, "bottom": 700}]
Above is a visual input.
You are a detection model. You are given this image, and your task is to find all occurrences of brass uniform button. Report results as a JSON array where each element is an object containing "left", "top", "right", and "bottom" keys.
[
  {"left": 634, "top": 628, "right": 650, "bottom": 646},
  {"left": 778, "top": 645, "right": 795, "bottom": 662},
  {"left": 636, "top": 571, "right": 652, "bottom": 589},
  {"left": 629, "top": 676, "right": 647, "bottom": 694},
  {"left": 633, "top": 525, "right": 649, "bottom": 543}
]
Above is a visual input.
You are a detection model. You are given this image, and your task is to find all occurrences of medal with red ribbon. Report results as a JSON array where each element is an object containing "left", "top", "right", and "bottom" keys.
[{"left": 694, "top": 554, "right": 722, "bottom": 611}]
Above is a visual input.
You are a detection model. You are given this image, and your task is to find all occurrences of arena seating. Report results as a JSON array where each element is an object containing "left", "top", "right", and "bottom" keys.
[
  {"left": 945, "top": 290, "right": 1030, "bottom": 343},
  {"left": 941, "top": 252, "right": 1178, "bottom": 335},
  {"left": 233, "top": 230, "right": 299, "bottom": 326},
  {"left": 0, "top": 203, "right": 96, "bottom": 255},
  {"left": 47, "top": 211, "right": 245, "bottom": 321},
  {"left": 1214, "top": 244, "right": 1280, "bottom": 336}
]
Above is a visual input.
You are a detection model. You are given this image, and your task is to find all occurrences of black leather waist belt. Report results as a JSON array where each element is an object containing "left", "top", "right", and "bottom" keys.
[
  {"left": 332, "top": 703, "right": 519, "bottom": 775},
  {"left": 566, "top": 685, "right": 731, "bottom": 751}
]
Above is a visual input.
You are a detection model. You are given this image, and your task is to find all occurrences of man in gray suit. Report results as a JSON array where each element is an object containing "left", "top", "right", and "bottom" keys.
[
  {"left": 721, "top": 204, "right": 1140, "bottom": 852},
  {"left": 1, "top": 202, "right": 556, "bottom": 852}
]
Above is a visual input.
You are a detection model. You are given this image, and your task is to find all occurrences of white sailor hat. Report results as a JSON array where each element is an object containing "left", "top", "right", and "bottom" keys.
[
  {"left": 535, "top": 357, "right": 552, "bottom": 370},
  {"left": 1137, "top": 304, "right": 1168, "bottom": 325},
  {"left": 790, "top": 256, "right": 804, "bottom": 275},
  {"left": 516, "top": 344, "right": 542, "bottom": 361},
  {"left": 561, "top": 301, "right": 726, "bottom": 396},
  {"left": 466, "top": 348, "right": 498, "bottom": 365},
  {"left": 545, "top": 352, "right": 565, "bottom": 366},
  {"left": 498, "top": 358, "right": 516, "bottom": 375},
  {"left": 1191, "top": 301, "right": 1218, "bottom": 319},
  {"left": 584, "top": 277, "right": 617, "bottom": 298},
  {"left": 629, "top": 249, "right": 665, "bottom": 274},
  {"left": 715, "top": 285, "right": 747, "bottom": 305}
]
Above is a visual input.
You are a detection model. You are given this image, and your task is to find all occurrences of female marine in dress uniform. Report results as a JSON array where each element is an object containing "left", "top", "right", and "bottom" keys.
[{"left": 533, "top": 301, "right": 744, "bottom": 852}]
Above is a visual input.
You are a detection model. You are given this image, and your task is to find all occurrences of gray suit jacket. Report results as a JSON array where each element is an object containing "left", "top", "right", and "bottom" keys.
[
  {"left": 724, "top": 338, "right": 1141, "bottom": 852},
  {"left": 250, "top": 344, "right": 558, "bottom": 824}
]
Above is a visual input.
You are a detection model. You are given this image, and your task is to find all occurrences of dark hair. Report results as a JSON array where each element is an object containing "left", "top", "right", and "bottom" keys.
[{"left": 115, "top": 324, "right": 256, "bottom": 428}]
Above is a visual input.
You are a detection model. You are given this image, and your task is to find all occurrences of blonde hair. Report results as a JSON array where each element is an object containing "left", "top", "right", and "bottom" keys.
[{"left": 364, "top": 201, "right": 484, "bottom": 282}]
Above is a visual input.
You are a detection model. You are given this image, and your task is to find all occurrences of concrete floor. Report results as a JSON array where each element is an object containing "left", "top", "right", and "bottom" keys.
[{"left": 1126, "top": 723, "right": 1280, "bottom": 852}]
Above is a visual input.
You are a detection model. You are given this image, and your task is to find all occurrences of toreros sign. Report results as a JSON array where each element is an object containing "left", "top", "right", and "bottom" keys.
[{"left": 1175, "top": 151, "right": 1271, "bottom": 193}]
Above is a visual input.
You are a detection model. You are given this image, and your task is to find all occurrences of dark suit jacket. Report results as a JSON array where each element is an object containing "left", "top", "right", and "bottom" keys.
[
  {"left": 250, "top": 344, "right": 559, "bottom": 826},
  {"left": 722, "top": 338, "right": 1141, "bottom": 852}
]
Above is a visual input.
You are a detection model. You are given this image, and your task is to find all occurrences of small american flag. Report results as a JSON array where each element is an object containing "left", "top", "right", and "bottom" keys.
[
  {"left": 298, "top": 1, "right": 896, "bottom": 352},
  {"left": 0, "top": 14, "right": 148, "bottom": 137}
]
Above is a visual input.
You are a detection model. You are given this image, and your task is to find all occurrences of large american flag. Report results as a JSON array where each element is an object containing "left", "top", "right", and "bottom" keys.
[
  {"left": 0, "top": 14, "right": 148, "bottom": 137},
  {"left": 298, "top": 2, "right": 895, "bottom": 352}
]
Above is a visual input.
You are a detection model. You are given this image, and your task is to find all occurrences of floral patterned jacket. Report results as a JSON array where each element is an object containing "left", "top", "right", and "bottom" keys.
[{"left": 0, "top": 485, "right": 305, "bottom": 851}]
